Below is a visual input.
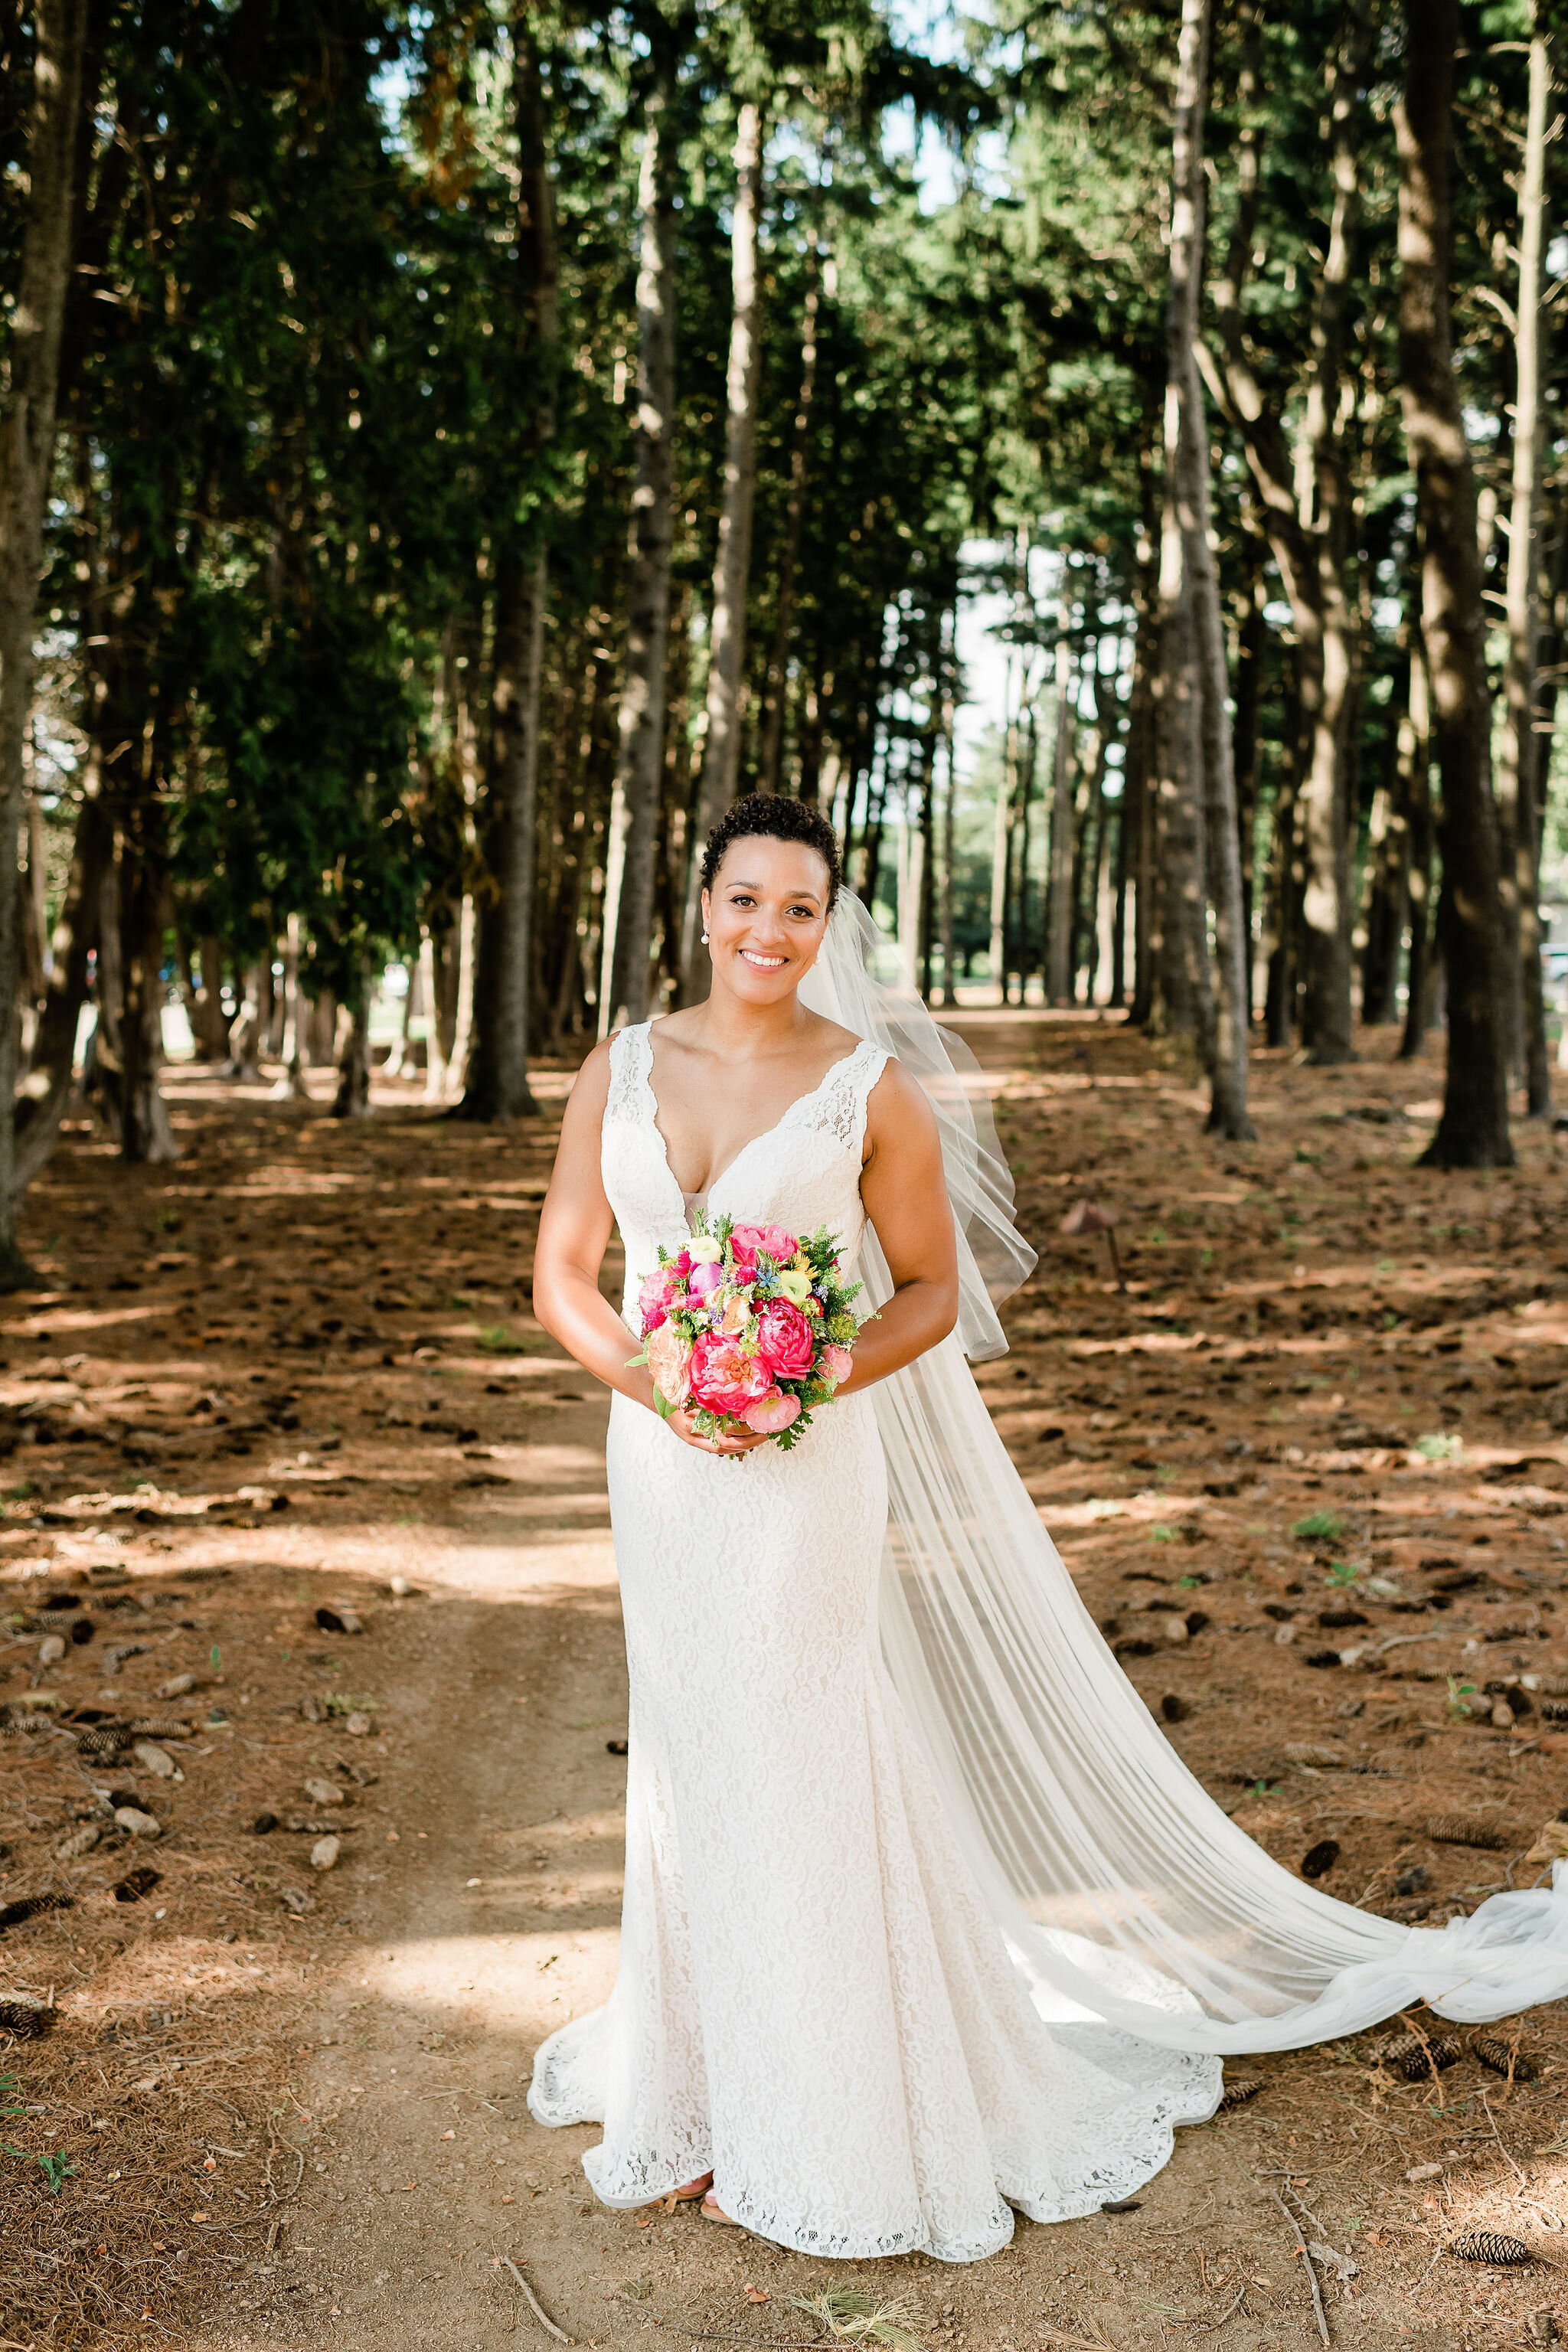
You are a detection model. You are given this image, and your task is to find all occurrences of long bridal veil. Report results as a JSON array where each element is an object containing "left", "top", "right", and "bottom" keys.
[{"left": 801, "top": 891, "right": 1568, "bottom": 2055}]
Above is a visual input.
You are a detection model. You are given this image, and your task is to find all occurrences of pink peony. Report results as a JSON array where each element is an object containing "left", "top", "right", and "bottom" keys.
[
  {"left": 754, "top": 1298, "right": 814, "bottom": 1380},
  {"left": 819, "top": 1341, "right": 854, "bottom": 1384},
  {"left": 638, "top": 1266, "right": 683, "bottom": 1331},
  {"left": 741, "top": 1386, "right": 802, "bottom": 1435},
  {"left": 646, "top": 1320, "right": 694, "bottom": 1406},
  {"left": 728, "top": 1221, "right": 799, "bottom": 1274},
  {"left": 688, "top": 1258, "right": 724, "bottom": 1298},
  {"left": 688, "top": 1333, "right": 773, "bottom": 1417}
]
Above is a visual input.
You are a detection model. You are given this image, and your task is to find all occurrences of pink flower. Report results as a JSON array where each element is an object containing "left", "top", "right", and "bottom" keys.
[
  {"left": 638, "top": 1266, "right": 684, "bottom": 1331},
  {"left": 728, "top": 1221, "right": 799, "bottom": 1274},
  {"left": 671, "top": 1248, "right": 694, "bottom": 1276},
  {"left": 688, "top": 1259, "right": 724, "bottom": 1299},
  {"left": 688, "top": 1333, "right": 773, "bottom": 1417},
  {"left": 754, "top": 1298, "right": 813, "bottom": 1380},
  {"left": 820, "top": 1341, "right": 854, "bottom": 1384},
  {"left": 742, "top": 1386, "right": 802, "bottom": 1435},
  {"left": 646, "top": 1320, "right": 694, "bottom": 1406}
]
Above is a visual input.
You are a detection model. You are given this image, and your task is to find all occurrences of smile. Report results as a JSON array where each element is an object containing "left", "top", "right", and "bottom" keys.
[{"left": 739, "top": 950, "right": 787, "bottom": 969}]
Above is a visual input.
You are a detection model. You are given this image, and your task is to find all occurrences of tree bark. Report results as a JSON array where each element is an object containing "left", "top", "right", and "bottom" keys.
[
  {"left": 1496, "top": 14, "right": 1554, "bottom": 1114},
  {"left": 0, "top": 0, "right": 89, "bottom": 1282},
  {"left": 678, "top": 96, "right": 766, "bottom": 997},
  {"left": 118, "top": 797, "right": 178, "bottom": 1165},
  {"left": 1203, "top": 1, "right": 1367, "bottom": 1065},
  {"left": 1395, "top": 0, "right": 1511, "bottom": 1165},
  {"left": 459, "top": 16, "right": 557, "bottom": 1119},
  {"left": 1148, "top": 0, "right": 1217, "bottom": 1068},
  {"left": 600, "top": 52, "right": 678, "bottom": 1033},
  {"left": 757, "top": 232, "right": 820, "bottom": 793},
  {"left": 332, "top": 967, "right": 371, "bottom": 1119},
  {"left": 1398, "top": 599, "right": 1435, "bottom": 1058},
  {"left": 1295, "top": 0, "right": 1374, "bottom": 1063},
  {"left": 13, "top": 778, "right": 109, "bottom": 1191},
  {"left": 1046, "top": 635, "right": 1076, "bottom": 1005},
  {"left": 273, "top": 912, "right": 306, "bottom": 1096}
]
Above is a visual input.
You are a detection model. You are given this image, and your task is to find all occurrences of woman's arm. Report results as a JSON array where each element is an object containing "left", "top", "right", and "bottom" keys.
[
  {"left": 531, "top": 1043, "right": 765, "bottom": 1454},
  {"left": 835, "top": 1061, "right": 960, "bottom": 1396}
]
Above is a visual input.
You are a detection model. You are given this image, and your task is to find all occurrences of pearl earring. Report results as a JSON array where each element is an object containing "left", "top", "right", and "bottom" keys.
[{"left": 701, "top": 929, "right": 710, "bottom": 945}]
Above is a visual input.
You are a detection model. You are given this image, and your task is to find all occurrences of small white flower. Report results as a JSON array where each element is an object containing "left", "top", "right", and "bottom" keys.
[{"left": 687, "top": 1234, "right": 724, "bottom": 1263}]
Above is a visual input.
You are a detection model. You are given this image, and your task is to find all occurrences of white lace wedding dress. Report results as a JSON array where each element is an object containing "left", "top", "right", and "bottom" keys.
[{"left": 526, "top": 1021, "right": 1221, "bottom": 2262}]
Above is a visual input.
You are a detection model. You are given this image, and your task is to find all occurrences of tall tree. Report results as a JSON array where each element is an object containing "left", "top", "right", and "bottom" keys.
[
  {"left": 1148, "top": 0, "right": 1216, "bottom": 1067},
  {"left": 1395, "top": 0, "right": 1511, "bottom": 1168},
  {"left": 1495, "top": 11, "right": 1555, "bottom": 1117},
  {"left": 600, "top": 34, "right": 681, "bottom": 1033},
  {"left": 0, "top": 0, "right": 89, "bottom": 1282},
  {"left": 460, "top": 15, "right": 559, "bottom": 1119},
  {"left": 678, "top": 95, "right": 766, "bottom": 996}
]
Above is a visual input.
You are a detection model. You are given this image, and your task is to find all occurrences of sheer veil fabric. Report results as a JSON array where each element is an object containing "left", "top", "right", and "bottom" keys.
[{"left": 801, "top": 892, "right": 1568, "bottom": 2055}]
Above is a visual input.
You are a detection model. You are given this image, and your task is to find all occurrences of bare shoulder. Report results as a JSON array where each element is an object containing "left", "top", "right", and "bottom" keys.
[
  {"left": 562, "top": 1036, "right": 615, "bottom": 1120},
  {"left": 863, "top": 1055, "right": 939, "bottom": 1152}
]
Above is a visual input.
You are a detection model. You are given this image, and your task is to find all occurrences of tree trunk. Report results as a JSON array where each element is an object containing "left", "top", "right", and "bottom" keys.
[
  {"left": 273, "top": 912, "right": 306, "bottom": 1096},
  {"left": 1148, "top": 0, "right": 1217, "bottom": 1067},
  {"left": 118, "top": 798, "right": 178, "bottom": 1165},
  {"left": 189, "top": 935, "right": 230, "bottom": 1060},
  {"left": 1497, "top": 15, "right": 1554, "bottom": 1114},
  {"left": 600, "top": 54, "right": 678, "bottom": 1033},
  {"left": 679, "top": 97, "right": 767, "bottom": 996},
  {"left": 459, "top": 17, "right": 557, "bottom": 1119},
  {"left": 1295, "top": 0, "right": 1374, "bottom": 1064},
  {"left": 332, "top": 968, "right": 371, "bottom": 1119},
  {"left": 0, "top": 0, "right": 89, "bottom": 1282},
  {"left": 1395, "top": 0, "right": 1511, "bottom": 1166},
  {"left": 1046, "top": 636, "right": 1076, "bottom": 1004},
  {"left": 1359, "top": 628, "right": 1412, "bottom": 1025},
  {"left": 757, "top": 232, "right": 820, "bottom": 793},
  {"left": 1398, "top": 618, "right": 1435, "bottom": 1059},
  {"left": 1231, "top": 544, "right": 1265, "bottom": 985},
  {"left": 989, "top": 647, "right": 1018, "bottom": 1004},
  {"left": 13, "top": 778, "right": 109, "bottom": 1192},
  {"left": 1204, "top": 3, "right": 1357, "bottom": 1064}
]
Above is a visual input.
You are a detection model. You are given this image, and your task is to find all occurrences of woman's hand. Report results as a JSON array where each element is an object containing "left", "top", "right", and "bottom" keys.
[{"left": 665, "top": 1406, "right": 769, "bottom": 1456}]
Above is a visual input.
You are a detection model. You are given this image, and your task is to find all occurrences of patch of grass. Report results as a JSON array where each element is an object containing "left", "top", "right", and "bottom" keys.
[
  {"left": 1416, "top": 1432, "right": 1463, "bottom": 1463},
  {"left": 1292, "top": 1509, "right": 1344, "bottom": 1542},
  {"left": 1324, "top": 1560, "right": 1361, "bottom": 1588},
  {"left": 1446, "top": 1674, "right": 1478, "bottom": 1720}
]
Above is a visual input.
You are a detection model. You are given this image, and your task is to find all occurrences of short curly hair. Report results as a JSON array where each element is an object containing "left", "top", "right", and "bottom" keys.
[{"left": 699, "top": 792, "right": 841, "bottom": 910}]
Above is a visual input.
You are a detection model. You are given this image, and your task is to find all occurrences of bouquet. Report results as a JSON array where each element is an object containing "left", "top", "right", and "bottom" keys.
[{"left": 627, "top": 1214, "right": 867, "bottom": 1452}]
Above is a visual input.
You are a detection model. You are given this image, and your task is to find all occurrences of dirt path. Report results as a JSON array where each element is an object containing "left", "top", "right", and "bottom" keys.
[{"left": 4, "top": 1019, "right": 1566, "bottom": 2352}]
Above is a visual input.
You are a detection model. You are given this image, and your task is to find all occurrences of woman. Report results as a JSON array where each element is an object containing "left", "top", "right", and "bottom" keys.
[{"left": 528, "top": 795, "right": 1568, "bottom": 2262}]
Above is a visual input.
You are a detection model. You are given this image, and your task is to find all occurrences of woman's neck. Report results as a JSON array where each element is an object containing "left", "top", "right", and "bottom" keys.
[{"left": 681, "top": 981, "right": 816, "bottom": 1060}]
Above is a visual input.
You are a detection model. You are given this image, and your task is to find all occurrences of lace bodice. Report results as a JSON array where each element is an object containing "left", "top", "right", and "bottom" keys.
[{"left": 601, "top": 1022, "right": 889, "bottom": 1316}]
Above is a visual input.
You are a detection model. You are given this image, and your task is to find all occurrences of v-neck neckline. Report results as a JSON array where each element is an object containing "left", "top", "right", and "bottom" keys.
[{"left": 636, "top": 1025, "right": 868, "bottom": 1214}]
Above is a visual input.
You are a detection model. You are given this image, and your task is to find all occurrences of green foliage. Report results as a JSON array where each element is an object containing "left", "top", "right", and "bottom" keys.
[{"left": 1292, "top": 1511, "right": 1344, "bottom": 1542}]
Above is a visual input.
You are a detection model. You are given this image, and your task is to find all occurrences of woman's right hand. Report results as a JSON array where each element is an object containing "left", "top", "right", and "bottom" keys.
[{"left": 665, "top": 1404, "right": 769, "bottom": 1457}]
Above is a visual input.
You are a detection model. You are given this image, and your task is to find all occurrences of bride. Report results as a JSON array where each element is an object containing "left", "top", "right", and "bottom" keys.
[{"left": 527, "top": 792, "right": 1568, "bottom": 2263}]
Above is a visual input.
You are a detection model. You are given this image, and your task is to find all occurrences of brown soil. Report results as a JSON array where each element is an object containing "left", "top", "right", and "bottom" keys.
[{"left": 2, "top": 1014, "right": 1566, "bottom": 2352}]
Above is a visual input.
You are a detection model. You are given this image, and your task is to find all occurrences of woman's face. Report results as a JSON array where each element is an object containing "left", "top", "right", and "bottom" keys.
[{"left": 702, "top": 835, "right": 833, "bottom": 1006}]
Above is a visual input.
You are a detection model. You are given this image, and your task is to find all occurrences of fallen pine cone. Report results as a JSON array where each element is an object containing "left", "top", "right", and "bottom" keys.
[
  {"left": 1302, "top": 1839, "right": 1341, "bottom": 1880},
  {"left": 53, "top": 1821, "right": 102, "bottom": 1861},
  {"left": 0, "top": 1893, "right": 74, "bottom": 1934},
  {"left": 1373, "top": 2030, "right": 1465, "bottom": 2080},
  {"left": 1449, "top": 2232, "right": 1532, "bottom": 2266},
  {"left": 1472, "top": 2034, "right": 1542, "bottom": 2083},
  {"left": 1218, "top": 2078, "right": 1263, "bottom": 2109},
  {"left": 1426, "top": 1815, "right": 1511, "bottom": 1851},
  {"left": 0, "top": 1991, "right": 54, "bottom": 2038},
  {"left": 126, "top": 1717, "right": 193, "bottom": 1741},
  {"left": 1285, "top": 1741, "right": 1347, "bottom": 1768},
  {"left": 75, "top": 1723, "right": 132, "bottom": 1759},
  {"left": 113, "top": 1867, "right": 160, "bottom": 1903}
]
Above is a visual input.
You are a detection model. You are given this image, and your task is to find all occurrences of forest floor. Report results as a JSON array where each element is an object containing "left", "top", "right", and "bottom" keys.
[{"left": 3, "top": 1011, "right": 1568, "bottom": 2352}]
